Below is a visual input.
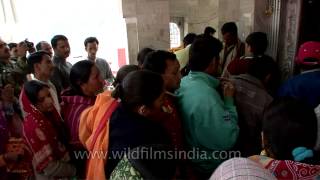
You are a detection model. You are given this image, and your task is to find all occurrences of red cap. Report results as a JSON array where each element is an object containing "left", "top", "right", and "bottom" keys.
[{"left": 297, "top": 41, "right": 320, "bottom": 65}]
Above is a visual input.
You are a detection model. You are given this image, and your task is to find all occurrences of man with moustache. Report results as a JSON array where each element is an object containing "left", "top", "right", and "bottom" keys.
[
  {"left": 27, "top": 51, "right": 60, "bottom": 113},
  {"left": 50, "top": 35, "right": 72, "bottom": 96}
]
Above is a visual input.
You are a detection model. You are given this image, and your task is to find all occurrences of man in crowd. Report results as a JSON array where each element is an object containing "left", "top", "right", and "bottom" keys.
[
  {"left": 8, "top": 43, "right": 18, "bottom": 62},
  {"left": 220, "top": 22, "right": 245, "bottom": 77},
  {"left": 0, "top": 39, "right": 20, "bottom": 96},
  {"left": 36, "top": 41, "right": 53, "bottom": 57},
  {"left": 84, "top": 37, "right": 113, "bottom": 81},
  {"left": 50, "top": 35, "right": 72, "bottom": 96},
  {"left": 27, "top": 51, "right": 60, "bottom": 113},
  {"left": 176, "top": 35, "right": 239, "bottom": 178}
]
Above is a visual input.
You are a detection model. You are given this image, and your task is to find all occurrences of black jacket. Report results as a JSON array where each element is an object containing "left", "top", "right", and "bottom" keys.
[{"left": 106, "top": 104, "right": 171, "bottom": 177}]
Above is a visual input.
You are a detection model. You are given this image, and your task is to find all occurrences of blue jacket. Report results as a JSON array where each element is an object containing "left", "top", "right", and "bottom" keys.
[{"left": 278, "top": 70, "right": 320, "bottom": 108}]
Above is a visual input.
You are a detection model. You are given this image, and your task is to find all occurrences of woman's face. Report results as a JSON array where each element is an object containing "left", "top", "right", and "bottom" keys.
[
  {"left": 81, "top": 65, "right": 104, "bottom": 97},
  {"left": 35, "top": 87, "right": 54, "bottom": 113}
]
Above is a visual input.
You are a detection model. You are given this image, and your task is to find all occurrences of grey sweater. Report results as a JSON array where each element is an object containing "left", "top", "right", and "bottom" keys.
[
  {"left": 50, "top": 56, "right": 72, "bottom": 97},
  {"left": 87, "top": 58, "right": 114, "bottom": 80}
]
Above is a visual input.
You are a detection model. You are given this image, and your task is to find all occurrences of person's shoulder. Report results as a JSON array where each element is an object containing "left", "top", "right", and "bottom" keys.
[
  {"left": 52, "top": 56, "right": 60, "bottom": 63},
  {"left": 179, "top": 79, "right": 215, "bottom": 99},
  {"left": 96, "top": 57, "right": 107, "bottom": 63},
  {"left": 284, "top": 73, "right": 311, "bottom": 84}
]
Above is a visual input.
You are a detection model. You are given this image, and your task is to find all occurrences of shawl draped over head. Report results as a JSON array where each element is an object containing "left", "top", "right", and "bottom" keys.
[{"left": 20, "top": 87, "right": 69, "bottom": 173}]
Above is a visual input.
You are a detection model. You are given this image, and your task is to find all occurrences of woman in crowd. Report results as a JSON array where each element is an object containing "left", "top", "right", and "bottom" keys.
[
  {"left": 250, "top": 98, "right": 320, "bottom": 179},
  {"left": 21, "top": 80, "right": 76, "bottom": 179},
  {"left": 107, "top": 70, "right": 175, "bottom": 179},
  {"left": 111, "top": 64, "right": 140, "bottom": 90},
  {"left": 0, "top": 84, "right": 32, "bottom": 179},
  {"left": 137, "top": 48, "right": 155, "bottom": 68},
  {"left": 61, "top": 60, "right": 104, "bottom": 177},
  {"left": 79, "top": 64, "right": 139, "bottom": 180}
]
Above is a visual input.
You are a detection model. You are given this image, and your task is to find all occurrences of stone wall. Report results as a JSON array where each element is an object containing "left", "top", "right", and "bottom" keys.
[
  {"left": 218, "top": 0, "right": 254, "bottom": 40},
  {"left": 169, "top": 0, "right": 255, "bottom": 39},
  {"left": 169, "top": 0, "right": 219, "bottom": 36},
  {"left": 121, "top": 0, "right": 301, "bottom": 78},
  {"left": 122, "top": 0, "right": 170, "bottom": 64}
]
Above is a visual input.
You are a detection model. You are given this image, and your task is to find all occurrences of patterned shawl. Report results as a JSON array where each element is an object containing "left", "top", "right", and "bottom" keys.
[
  {"left": 250, "top": 155, "right": 320, "bottom": 180},
  {"left": 20, "top": 87, "right": 70, "bottom": 173}
]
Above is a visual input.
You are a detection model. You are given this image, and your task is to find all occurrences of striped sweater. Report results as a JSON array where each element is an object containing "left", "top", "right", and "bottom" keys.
[{"left": 61, "top": 95, "right": 96, "bottom": 148}]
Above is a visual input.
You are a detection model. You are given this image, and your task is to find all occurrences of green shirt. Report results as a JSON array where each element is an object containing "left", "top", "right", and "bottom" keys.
[
  {"left": 176, "top": 71, "right": 239, "bottom": 173},
  {"left": 0, "top": 61, "right": 21, "bottom": 96},
  {"left": 13, "top": 56, "right": 30, "bottom": 85}
]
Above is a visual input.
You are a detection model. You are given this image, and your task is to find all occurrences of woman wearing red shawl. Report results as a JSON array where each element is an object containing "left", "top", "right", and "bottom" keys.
[
  {"left": 21, "top": 80, "right": 76, "bottom": 179},
  {"left": 250, "top": 98, "right": 320, "bottom": 180}
]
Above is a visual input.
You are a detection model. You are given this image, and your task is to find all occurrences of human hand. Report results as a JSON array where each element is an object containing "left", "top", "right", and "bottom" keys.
[{"left": 220, "top": 78, "right": 235, "bottom": 97}]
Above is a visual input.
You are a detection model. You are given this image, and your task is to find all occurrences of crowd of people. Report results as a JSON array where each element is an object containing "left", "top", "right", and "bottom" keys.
[{"left": 0, "top": 22, "right": 319, "bottom": 180}]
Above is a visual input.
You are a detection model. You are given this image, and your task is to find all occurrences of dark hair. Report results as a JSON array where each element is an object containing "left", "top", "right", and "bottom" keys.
[
  {"left": 36, "top": 42, "right": 41, "bottom": 51},
  {"left": 183, "top": 33, "right": 197, "bottom": 47},
  {"left": 112, "top": 65, "right": 139, "bottom": 87},
  {"left": 113, "top": 70, "right": 164, "bottom": 110},
  {"left": 248, "top": 55, "right": 278, "bottom": 81},
  {"left": 246, "top": 32, "right": 268, "bottom": 55},
  {"left": 36, "top": 41, "right": 46, "bottom": 51},
  {"left": 8, "top": 43, "right": 17, "bottom": 50},
  {"left": 137, "top": 48, "right": 155, "bottom": 66},
  {"left": 51, "top": 35, "right": 68, "bottom": 49},
  {"left": 221, "top": 22, "right": 238, "bottom": 36},
  {"left": 69, "top": 60, "right": 95, "bottom": 96},
  {"left": 27, "top": 51, "right": 51, "bottom": 73},
  {"left": 24, "top": 80, "right": 49, "bottom": 105},
  {"left": 142, "top": 50, "right": 177, "bottom": 74},
  {"left": 263, "top": 98, "right": 318, "bottom": 163},
  {"left": 189, "top": 35, "right": 223, "bottom": 71},
  {"left": 204, "top": 26, "right": 216, "bottom": 36},
  {"left": 84, "top": 37, "right": 99, "bottom": 47}
]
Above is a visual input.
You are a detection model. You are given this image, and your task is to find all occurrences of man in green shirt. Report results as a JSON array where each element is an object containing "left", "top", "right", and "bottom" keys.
[
  {"left": 176, "top": 35, "right": 239, "bottom": 177},
  {"left": 13, "top": 41, "right": 30, "bottom": 84},
  {"left": 0, "top": 39, "right": 21, "bottom": 96}
]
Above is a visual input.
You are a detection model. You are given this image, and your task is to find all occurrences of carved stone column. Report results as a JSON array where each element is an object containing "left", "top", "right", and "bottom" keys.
[{"left": 277, "top": 0, "right": 302, "bottom": 80}]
